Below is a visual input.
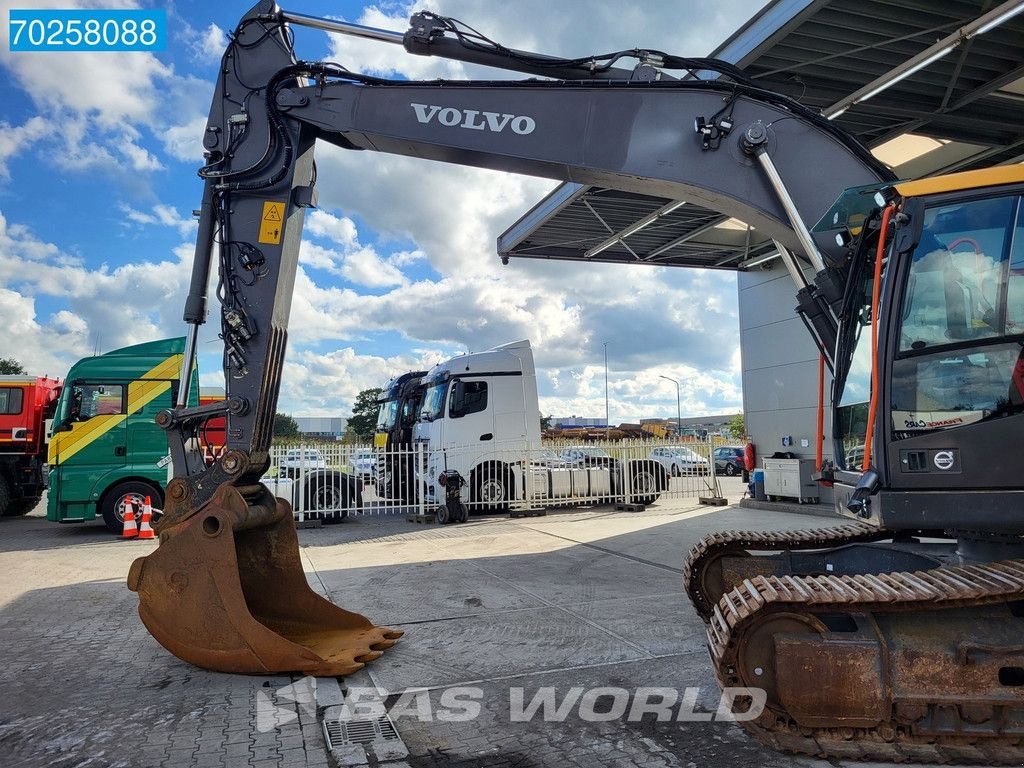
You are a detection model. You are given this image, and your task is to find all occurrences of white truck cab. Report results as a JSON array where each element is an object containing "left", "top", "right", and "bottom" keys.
[
  {"left": 413, "top": 340, "right": 539, "bottom": 508},
  {"left": 412, "top": 340, "right": 665, "bottom": 511}
]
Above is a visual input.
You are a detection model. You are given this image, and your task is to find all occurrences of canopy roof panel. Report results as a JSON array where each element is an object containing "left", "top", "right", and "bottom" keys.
[{"left": 499, "top": 0, "right": 1024, "bottom": 270}]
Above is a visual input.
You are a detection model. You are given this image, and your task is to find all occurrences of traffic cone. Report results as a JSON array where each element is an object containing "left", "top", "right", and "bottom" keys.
[
  {"left": 122, "top": 499, "right": 139, "bottom": 539},
  {"left": 138, "top": 496, "right": 155, "bottom": 540}
]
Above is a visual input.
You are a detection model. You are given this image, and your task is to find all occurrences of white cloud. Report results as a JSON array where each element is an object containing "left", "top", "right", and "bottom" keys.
[
  {"left": 160, "top": 115, "right": 208, "bottom": 163},
  {"left": 302, "top": 210, "right": 410, "bottom": 288},
  {"left": 122, "top": 203, "right": 197, "bottom": 238},
  {"left": 0, "top": 116, "right": 47, "bottom": 179},
  {"left": 119, "top": 136, "right": 165, "bottom": 172},
  {"left": 306, "top": 210, "right": 358, "bottom": 247},
  {"left": 194, "top": 22, "right": 226, "bottom": 63},
  {"left": 342, "top": 248, "right": 408, "bottom": 288}
]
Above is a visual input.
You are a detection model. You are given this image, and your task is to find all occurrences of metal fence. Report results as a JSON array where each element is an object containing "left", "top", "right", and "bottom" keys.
[{"left": 263, "top": 439, "right": 725, "bottom": 521}]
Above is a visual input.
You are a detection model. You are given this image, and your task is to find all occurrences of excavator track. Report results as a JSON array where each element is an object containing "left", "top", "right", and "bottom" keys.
[
  {"left": 684, "top": 522, "right": 890, "bottom": 621},
  {"left": 707, "top": 558, "right": 1024, "bottom": 764}
]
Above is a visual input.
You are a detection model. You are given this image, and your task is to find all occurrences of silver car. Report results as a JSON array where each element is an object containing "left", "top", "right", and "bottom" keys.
[{"left": 649, "top": 446, "right": 709, "bottom": 476}]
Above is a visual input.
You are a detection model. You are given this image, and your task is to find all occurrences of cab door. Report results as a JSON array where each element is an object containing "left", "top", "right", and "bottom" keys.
[
  {"left": 48, "top": 382, "right": 127, "bottom": 519},
  {"left": 449, "top": 378, "right": 492, "bottom": 445},
  {"left": 126, "top": 378, "right": 176, "bottom": 476}
]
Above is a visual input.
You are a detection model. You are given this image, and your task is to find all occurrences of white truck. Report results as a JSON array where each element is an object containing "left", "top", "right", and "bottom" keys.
[{"left": 412, "top": 340, "right": 666, "bottom": 512}]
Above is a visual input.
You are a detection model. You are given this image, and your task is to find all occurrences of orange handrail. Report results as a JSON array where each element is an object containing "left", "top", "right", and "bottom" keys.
[{"left": 862, "top": 204, "right": 894, "bottom": 472}]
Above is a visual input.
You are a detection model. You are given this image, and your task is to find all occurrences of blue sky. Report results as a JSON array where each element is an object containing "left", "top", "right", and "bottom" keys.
[{"left": 0, "top": 0, "right": 764, "bottom": 421}]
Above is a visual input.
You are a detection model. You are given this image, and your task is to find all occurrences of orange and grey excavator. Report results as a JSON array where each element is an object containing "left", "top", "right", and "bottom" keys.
[{"left": 127, "top": 2, "right": 1024, "bottom": 762}]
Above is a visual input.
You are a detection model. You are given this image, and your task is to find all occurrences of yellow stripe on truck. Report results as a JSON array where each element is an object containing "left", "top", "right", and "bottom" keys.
[
  {"left": 49, "top": 353, "right": 184, "bottom": 465},
  {"left": 49, "top": 414, "right": 126, "bottom": 464}
]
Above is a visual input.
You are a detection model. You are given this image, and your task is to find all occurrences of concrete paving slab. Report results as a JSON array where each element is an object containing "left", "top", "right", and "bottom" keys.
[
  {"left": 368, "top": 605, "right": 654, "bottom": 691},
  {"left": 561, "top": 593, "right": 707, "bottom": 657},
  {"left": 313, "top": 558, "right": 549, "bottom": 625}
]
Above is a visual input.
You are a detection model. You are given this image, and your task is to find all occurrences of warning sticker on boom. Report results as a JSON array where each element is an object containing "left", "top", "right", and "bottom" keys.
[{"left": 258, "top": 201, "right": 286, "bottom": 244}]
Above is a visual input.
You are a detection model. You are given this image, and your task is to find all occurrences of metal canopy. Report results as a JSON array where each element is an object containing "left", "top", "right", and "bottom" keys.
[{"left": 498, "top": 0, "right": 1024, "bottom": 270}]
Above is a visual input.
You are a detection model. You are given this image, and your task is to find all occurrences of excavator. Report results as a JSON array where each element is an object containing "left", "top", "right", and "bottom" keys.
[{"left": 126, "top": 2, "right": 1024, "bottom": 762}]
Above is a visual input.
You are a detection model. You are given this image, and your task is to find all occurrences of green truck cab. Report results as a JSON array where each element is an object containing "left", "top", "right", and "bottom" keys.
[{"left": 47, "top": 338, "right": 197, "bottom": 533}]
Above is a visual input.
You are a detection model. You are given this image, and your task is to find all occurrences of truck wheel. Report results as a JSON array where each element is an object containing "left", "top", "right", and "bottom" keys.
[
  {"left": 305, "top": 476, "right": 358, "bottom": 523},
  {"left": 629, "top": 463, "right": 661, "bottom": 506},
  {"left": 101, "top": 481, "right": 162, "bottom": 535},
  {"left": 473, "top": 465, "right": 512, "bottom": 511}
]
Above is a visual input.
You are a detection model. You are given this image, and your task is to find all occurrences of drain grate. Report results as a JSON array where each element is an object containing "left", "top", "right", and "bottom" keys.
[{"left": 323, "top": 715, "right": 400, "bottom": 748}]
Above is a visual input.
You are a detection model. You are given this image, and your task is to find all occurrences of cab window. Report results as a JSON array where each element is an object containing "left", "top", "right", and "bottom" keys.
[
  {"left": 69, "top": 384, "right": 125, "bottom": 421},
  {"left": 0, "top": 387, "right": 23, "bottom": 415},
  {"left": 450, "top": 381, "right": 487, "bottom": 418},
  {"left": 891, "top": 194, "right": 1024, "bottom": 435}
]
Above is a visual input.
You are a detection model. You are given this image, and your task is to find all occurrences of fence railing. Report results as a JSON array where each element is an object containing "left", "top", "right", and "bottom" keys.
[{"left": 262, "top": 439, "right": 726, "bottom": 521}]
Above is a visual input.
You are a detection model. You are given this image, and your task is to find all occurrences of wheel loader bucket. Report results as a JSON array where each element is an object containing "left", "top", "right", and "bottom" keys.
[{"left": 127, "top": 481, "right": 402, "bottom": 675}]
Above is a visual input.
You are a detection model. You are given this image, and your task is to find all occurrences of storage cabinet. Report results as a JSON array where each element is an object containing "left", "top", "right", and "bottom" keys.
[{"left": 762, "top": 458, "right": 819, "bottom": 504}]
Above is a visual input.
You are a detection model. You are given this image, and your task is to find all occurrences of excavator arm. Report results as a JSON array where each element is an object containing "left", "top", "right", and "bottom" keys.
[{"left": 129, "top": 0, "right": 894, "bottom": 676}]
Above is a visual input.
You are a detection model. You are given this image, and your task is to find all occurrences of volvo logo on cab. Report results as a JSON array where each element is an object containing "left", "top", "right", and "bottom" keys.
[{"left": 411, "top": 103, "right": 536, "bottom": 135}]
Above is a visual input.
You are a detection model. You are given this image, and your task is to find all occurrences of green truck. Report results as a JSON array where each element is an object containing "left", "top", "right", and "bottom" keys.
[{"left": 47, "top": 338, "right": 198, "bottom": 533}]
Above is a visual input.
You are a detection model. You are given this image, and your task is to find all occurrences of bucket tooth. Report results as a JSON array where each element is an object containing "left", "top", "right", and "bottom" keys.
[{"left": 127, "top": 481, "right": 402, "bottom": 675}]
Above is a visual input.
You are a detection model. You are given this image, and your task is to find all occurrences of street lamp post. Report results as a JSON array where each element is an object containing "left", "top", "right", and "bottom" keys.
[
  {"left": 659, "top": 375, "right": 681, "bottom": 440},
  {"left": 603, "top": 342, "right": 610, "bottom": 440}
]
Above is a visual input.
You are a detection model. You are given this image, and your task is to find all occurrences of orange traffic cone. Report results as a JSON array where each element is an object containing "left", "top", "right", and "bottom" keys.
[
  {"left": 122, "top": 499, "right": 139, "bottom": 539},
  {"left": 138, "top": 496, "right": 156, "bottom": 540}
]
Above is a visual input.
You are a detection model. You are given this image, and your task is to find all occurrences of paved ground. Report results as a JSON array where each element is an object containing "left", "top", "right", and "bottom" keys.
[{"left": 0, "top": 480, "right": 933, "bottom": 768}]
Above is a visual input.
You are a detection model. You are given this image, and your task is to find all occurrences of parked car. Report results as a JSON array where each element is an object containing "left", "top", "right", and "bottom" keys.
[
  {"left": 713, "top": 446, "right": 746, "bottom": 477},
  {"left": 649, "top": 446, "right": 710, "bottom": 476},
  {"left": 534, "top": 448, "right": 571, "bottom": 468},
  {"left": 279, "top": 448, "right": 328, "bottom": 478},
  {"left": 349, "top": 448, "right": 376, "bottom": 480},
  {"left": 558, "top": 445, "right": 616, "bottom": 467}
]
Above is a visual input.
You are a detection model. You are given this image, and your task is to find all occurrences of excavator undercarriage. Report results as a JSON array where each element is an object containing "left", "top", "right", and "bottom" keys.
[{"left": 685, "top": 526, "right": 1024, "bottom": 763}]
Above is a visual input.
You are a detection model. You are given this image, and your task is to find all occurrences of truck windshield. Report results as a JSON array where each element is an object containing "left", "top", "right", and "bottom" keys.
[
  {"left": 421, "top": 383, "right": 447, "bottom": 421},
  {"left": 376, "top": 399, "right": 399, "bottom": 430}
]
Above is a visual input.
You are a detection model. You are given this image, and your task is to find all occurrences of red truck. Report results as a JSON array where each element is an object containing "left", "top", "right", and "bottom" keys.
[{"left": 0, "top": 375, "right": 62, "bottom": 516}]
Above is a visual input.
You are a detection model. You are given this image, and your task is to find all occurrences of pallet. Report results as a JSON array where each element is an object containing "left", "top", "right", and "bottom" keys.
[
  {"left": 509, "top": 508, "right": 547, "bottom": 519},
  {"left": 407, "top": 513, "right": 436, "bottom": 524},
  {"left": 698, "top": 496, "right": 729, "bottom": 506},
  {"left": 615, "top": 502, "right": 645, "bottom": 513}
]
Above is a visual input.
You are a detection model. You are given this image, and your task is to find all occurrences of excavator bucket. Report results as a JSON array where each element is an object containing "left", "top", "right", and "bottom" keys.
[{"left": 127, "top": 481, "right": 402, "bottom": 675}]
